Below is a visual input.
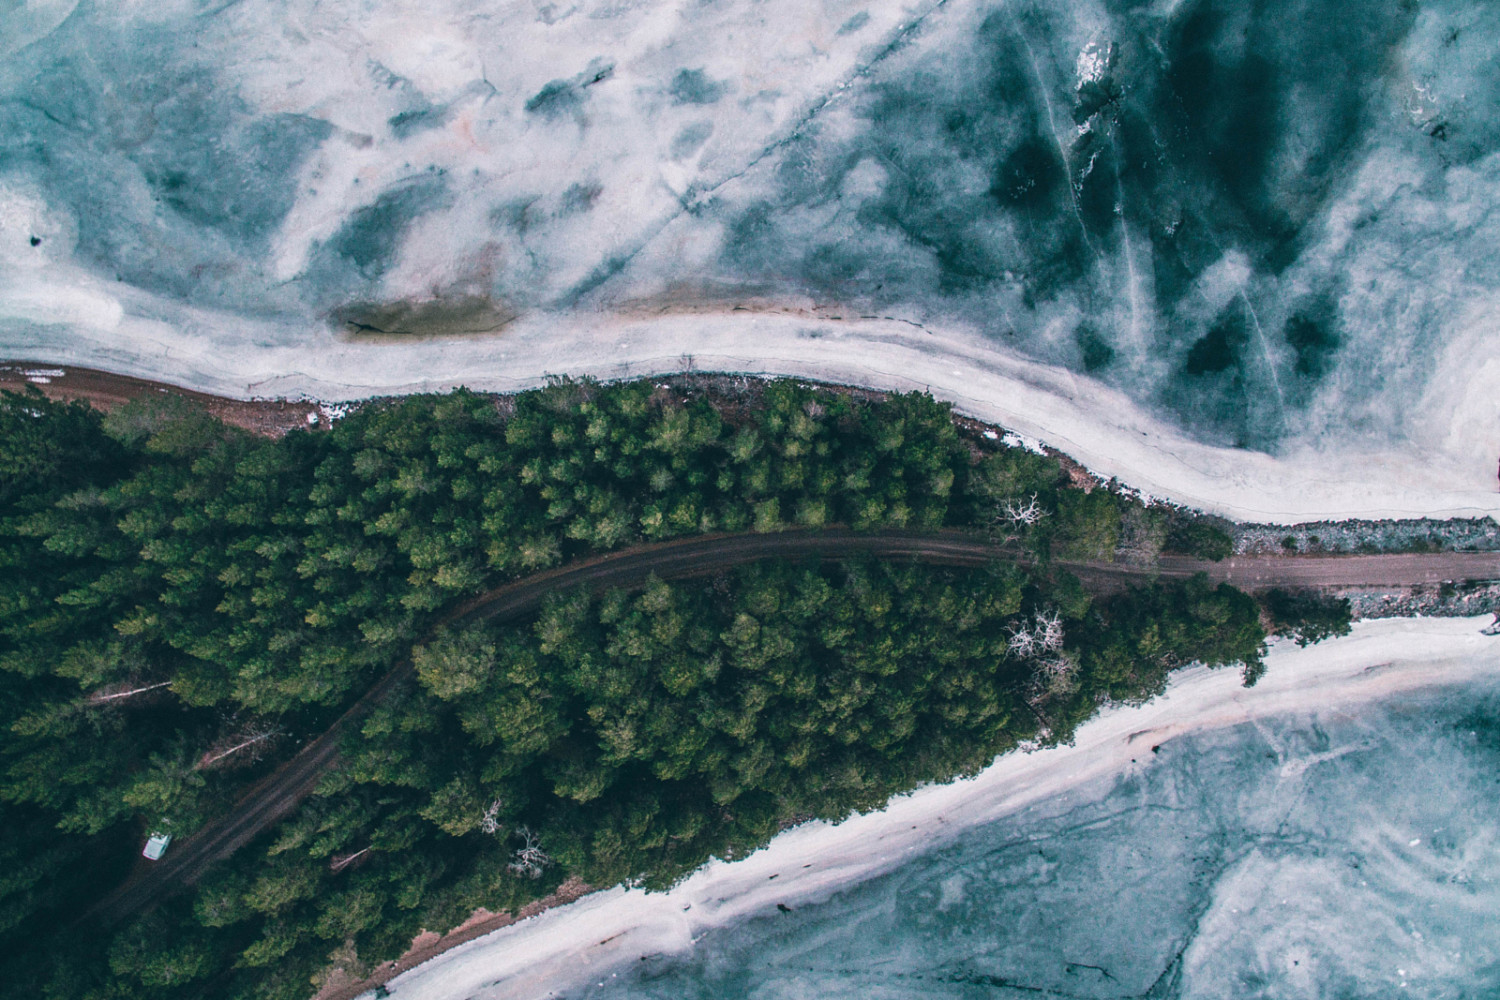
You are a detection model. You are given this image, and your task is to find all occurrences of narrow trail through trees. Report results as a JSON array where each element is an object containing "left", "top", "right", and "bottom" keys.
[{"left": 84, "top": 529, "right": 1499, "bottom": 925}]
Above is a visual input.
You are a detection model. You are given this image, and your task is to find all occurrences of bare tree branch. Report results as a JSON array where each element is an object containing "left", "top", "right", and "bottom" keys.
[
  {"left": 1000, "top": 494, "right": 1048, "bottom": 527},
  {"left": 88, "top": 680, "right": 171, "bottom": 705},
  {"left": 1006, "top": 608, "right": 1065, "bottom": 659},
  {"left": 508, "top": 825, "right": 552, "bottom": 879},
  {"left": 196, "top": 722, "right": 282, "bottom": 770},
  {"left": 479, "top": 798, "right": 504, "bottom": 835},
  {"left": 989, "top": 494, "right": 1049, "bottom": 544}
]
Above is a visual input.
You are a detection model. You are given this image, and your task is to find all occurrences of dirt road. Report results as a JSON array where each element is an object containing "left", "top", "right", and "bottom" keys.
[
  {"left": 1157, "top": 551, "right": 1500, "bottom": 589},
  {"left": 84, "top": 528, "right": 1497, "bottom": 926}
]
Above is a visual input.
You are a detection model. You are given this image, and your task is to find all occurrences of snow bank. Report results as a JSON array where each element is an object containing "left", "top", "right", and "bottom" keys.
[
  {"left": 386, "top": 615, "right": 1500, "bottom": 1000},
  {"left": 11, "top": 311, "right": 1498, "bottom": 526}
]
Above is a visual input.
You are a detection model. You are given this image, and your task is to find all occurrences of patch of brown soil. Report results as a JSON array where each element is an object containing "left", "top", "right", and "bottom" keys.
[
  {"left": 312, "top": 878, "right": 592, "bottom": 1000},
  {"left": 335, "top": 296, "right": 518, "bottom": 340},
  {"left": 0, "top": 361, "right": 324, "bottom": 437}
]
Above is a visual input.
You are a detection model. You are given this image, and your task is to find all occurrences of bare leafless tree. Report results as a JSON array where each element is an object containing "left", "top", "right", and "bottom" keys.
[
  {"left": 479, "top": 798, "right": 504, "bottom": 835},
  {"left": 989, "top": 494, "right": 1049, "bottom": 544},
  {"left": 1001, "top": 494, "right": 1048, "bottom": 527},
  {"left": 1033, "top": 609, "right": 1065, "bottom": 651},
  {"left": 508, "top": 825, "right": 552, "bottom": 879},
  {"left": 1006, "top": 624, "right": 1038, "bottom": 659},
  {"left": 1006, "top": 608, "right": 1065, "bottom": 659},
  {"left": 1029, "top": 650, "right": 1081, "bottom": 699}
]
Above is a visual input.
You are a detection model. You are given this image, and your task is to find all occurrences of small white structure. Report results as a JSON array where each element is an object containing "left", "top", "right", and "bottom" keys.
[{"left": 143, "top": 833, "right": 172, "bottom": 861}]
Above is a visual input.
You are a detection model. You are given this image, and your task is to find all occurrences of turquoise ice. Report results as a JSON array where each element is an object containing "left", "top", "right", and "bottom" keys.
[{"left": 575, "top": 681, "right": 1500, "bottom": 999}]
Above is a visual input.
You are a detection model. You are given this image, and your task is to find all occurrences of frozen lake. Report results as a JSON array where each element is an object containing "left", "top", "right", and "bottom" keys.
[
  {"left": 572, "top": 676, "right": 1500, "bottom": 999},
  {"left": 2, "top": 0, "right": 1499, "bottom": 522}
]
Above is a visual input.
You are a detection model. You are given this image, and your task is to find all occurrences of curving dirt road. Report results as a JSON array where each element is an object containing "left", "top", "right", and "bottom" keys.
[{"left": 84, "top": 529, "right": 1499, "bottom": 926}]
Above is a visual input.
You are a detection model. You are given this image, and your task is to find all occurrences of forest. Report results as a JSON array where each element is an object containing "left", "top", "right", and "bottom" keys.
[{"left": 0, "top": 377, "right": 1314, "bottom": 998}]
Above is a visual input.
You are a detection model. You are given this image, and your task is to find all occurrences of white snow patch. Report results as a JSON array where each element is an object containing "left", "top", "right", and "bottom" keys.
[{"left": 1075, "top": 40, "right": 1111, "bottom": 88}]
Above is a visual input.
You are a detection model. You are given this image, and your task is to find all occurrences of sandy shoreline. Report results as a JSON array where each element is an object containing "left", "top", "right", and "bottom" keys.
[
  {"left": 6, "top": 311, "right": 1497, "bottom": 524},
  {"left": 380, "top": 614, "right": 1500, "bottom": 1000}
]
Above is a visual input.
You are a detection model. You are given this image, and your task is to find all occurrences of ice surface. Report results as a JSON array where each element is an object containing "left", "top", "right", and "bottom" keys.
[
  {"left": 2, "top": 0, "right": 1499, "bottom": 523},
  {"left": 568, "top": 682, "right": 1500, "bottom": 999},
  {"left": 385, "top": 616, "right": 1500, "bottom": 1000}
]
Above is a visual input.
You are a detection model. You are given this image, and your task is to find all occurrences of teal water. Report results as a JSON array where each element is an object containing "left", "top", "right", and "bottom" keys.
[{"left": 574, "top": 681, "right": 1500, "bottom": 999}]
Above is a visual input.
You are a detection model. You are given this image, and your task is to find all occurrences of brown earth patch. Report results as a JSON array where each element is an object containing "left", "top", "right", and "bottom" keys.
[
  {"left": 335, "top": 296, "right": 518, "bottom": 340},
  {"left": 312, "top": 878, "right": 592, "bottom": 1000},
  {"left": 0, "top": 361, "right": 324, "bottom": 437}
]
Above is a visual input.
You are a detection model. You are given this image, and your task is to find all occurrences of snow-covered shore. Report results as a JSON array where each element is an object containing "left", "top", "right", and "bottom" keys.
[
  {"left": 8, "top": 311, "right": 1497, "bottom": 526},
  {"left": 384, "top": 614, "right": 1500, "bottom": 1000}
]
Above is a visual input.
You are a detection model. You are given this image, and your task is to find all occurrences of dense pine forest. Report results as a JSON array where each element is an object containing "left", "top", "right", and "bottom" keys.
[{"left": 0, "top": 377, "right": 1314, "bottom": 999}]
